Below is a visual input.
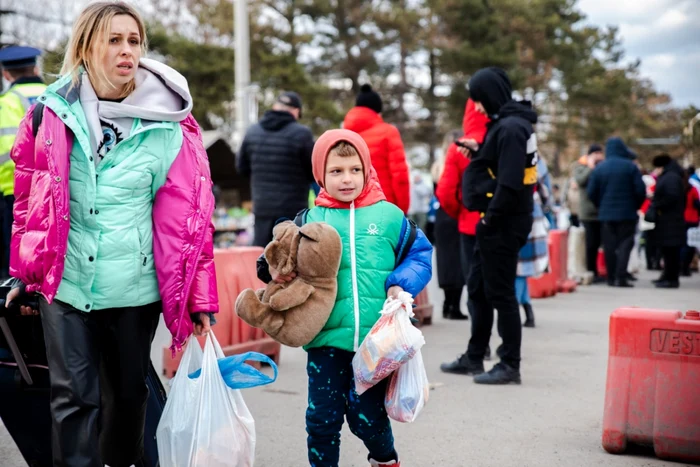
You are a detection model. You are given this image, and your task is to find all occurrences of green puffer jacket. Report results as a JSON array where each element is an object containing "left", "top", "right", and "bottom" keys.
[{"left": 304, "top": 200, "right": 405, "bottom": 352}]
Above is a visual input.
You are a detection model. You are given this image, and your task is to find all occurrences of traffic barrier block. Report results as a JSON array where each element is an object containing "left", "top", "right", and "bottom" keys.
[{"left": 602, "top": 308, "right": 700, "bottom": 463}]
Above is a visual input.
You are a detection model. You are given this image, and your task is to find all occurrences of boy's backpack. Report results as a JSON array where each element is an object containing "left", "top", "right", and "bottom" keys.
[{"left": 293, "top": 208, "right": 418, "bottom": 266}]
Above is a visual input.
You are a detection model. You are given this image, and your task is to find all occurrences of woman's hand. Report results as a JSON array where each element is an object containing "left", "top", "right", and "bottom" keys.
[
  {"left": 193, "top": 313, "right": 212, "bottom": 336},
  {"left": 6, "top": 287, "right": 38, "bottom": 316},
  {"left": 270, "top": 266, "right": 296, "bottom": 284}
]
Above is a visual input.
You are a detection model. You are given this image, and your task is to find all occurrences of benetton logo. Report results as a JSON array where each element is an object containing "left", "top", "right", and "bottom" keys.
[{"left": 650, "top": 329, "right": 700, "bottom": 356}]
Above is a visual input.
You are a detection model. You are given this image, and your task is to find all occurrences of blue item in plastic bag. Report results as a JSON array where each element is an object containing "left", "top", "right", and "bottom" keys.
[{"left": 188, "top": 351, "right": 278, "bottom": 389}]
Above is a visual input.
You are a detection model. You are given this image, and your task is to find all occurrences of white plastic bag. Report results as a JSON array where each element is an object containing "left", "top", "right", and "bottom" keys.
[
  {"left": 156, "top": 332, "right": 256, "bottom": 467},
  {"left": 352, "top": 291, "right": 425, "bottom": 395},
  {"left": 385, "top": 349, "right": 429, "bottom": 423}
]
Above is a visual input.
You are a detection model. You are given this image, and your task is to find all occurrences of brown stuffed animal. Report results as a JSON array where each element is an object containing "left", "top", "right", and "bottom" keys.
[{"left": 235, "top": 220, "right": 342, "bottom": 347}]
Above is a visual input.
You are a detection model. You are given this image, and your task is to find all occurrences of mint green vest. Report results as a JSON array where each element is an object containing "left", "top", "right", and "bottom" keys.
[
  {"left": 42, "top": 77, "right": 183, "bottom": 311},
  {"left": 304, "top": 200, "right": 405, "bottom": 352}
]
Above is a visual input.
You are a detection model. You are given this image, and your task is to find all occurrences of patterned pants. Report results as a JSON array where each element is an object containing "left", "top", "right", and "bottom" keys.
[{"left": 306, "top": 347, "right": 397, "bottom": 467}]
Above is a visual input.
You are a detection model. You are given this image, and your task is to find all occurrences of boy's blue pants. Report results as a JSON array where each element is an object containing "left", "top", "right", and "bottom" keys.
[{"left": 306, "top": 346, "right": 397, "bottom": 467}]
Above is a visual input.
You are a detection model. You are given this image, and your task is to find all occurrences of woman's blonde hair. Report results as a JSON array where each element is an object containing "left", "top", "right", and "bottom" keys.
[{"left": 61, "top": 1, "right": 147, "bottom": 99}]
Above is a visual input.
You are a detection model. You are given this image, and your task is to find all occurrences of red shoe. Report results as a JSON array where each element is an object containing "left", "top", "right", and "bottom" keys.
[{"left": 369, "top": 459, "right": 400, "bottom": 467}]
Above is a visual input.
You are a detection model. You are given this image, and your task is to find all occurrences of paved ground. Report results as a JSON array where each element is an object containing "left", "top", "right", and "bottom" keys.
[{"left": 2, "top": 264, "right": 698, "bottom": 466}]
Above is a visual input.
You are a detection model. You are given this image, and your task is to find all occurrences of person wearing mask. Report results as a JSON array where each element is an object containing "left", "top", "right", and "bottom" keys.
[
  {"left": 683, "top": 166, "right": 700, "bottom": 276},
  {"left": 646, "top": 155, "right": 686, "bottom": 288},
  {"left": 5, "top": 3, "right": 218, "bottom": 464},
  {"left": 343, "top": 84, "right": 410, "bottom": 214},
  {"left": 0, "top": 46, "right": 47, "bottom": 279},
  {"left": 587, "top": 137, "right": 646, "bottom": 288},
  {"left": 237, "top": 91, "right": 315, "bottom": 247},
  {"left": 430, "top": 129, "right": 468, "bottom": 320},
  {"left": 445, "top": 67, "right": 537, "bottom": 385},
  {"left": 573, "top": 144, "right": 605, "bottom": 283}
]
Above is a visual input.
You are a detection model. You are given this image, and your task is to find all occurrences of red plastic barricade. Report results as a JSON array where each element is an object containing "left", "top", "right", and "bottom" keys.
[
  {"left": 548, "top": 230, "right": 577, "bottom": 293},
  {"left": 162, "top": 247, "right": 281, "bottom": 378},
  {"left": 528, "top": 235, "right": 557, "bottom": 298},
  {"left": 602, "top": 308, "right": 700, "bottom": 463}
]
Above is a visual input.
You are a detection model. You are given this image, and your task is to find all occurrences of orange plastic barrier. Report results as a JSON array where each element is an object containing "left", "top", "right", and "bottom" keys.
[
  {"left": 413, "top": 288, "right": 433, "bottom": 326},
  {"left": 549, "top": 230, "right": 577, "bottom": 293},
  {"left": 162, "top": 247, "right": 281, "bottom": 378},
  {"left": 602, "top": 308, "right": 700, "bottom": 463}
]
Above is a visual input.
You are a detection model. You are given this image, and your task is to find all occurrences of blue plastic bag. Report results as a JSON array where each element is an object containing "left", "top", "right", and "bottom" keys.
[{"left": 189, "top": 351, "right": 278, "bottom": 389}]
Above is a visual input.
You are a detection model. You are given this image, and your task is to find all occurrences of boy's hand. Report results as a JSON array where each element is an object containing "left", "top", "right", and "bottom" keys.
[
  {"left": 387, "top": 286, "right": 404, "bottom": 299},
  {"left": 270, "top": 266, "right": 296, "bottom": 284}
]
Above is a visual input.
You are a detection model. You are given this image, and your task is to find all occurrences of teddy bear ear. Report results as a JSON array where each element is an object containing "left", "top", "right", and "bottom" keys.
[{"left": 298, "top": 222, "right": 324, "bottom": 242}]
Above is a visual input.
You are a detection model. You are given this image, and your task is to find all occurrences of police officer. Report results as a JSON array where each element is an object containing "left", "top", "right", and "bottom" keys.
[
  {"left": 440, "top": 67, "right": 538, "bottom": 384},
  {"left": 0, "top": 46, "right": 46, "bottom": 278}
]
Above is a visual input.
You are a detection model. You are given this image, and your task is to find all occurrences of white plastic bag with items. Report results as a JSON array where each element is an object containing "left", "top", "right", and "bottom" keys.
[
  {"left": 156, "top": 332, "right": 256, "bottom": 467},
  {"left": 352, "top": 291, "right": 425, "bottom": 395},
  {"left": 384, "top": 349, "right": 429, "bottom": 423}
]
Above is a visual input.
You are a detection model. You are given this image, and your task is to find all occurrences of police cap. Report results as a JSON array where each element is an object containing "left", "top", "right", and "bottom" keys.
[{"left": 0, "top": 46, "right": 42, "bottom": 70}]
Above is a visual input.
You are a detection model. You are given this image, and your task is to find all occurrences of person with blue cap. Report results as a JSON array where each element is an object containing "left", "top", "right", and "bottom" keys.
[{"left": 0, "top": 45, "right": 46, "bottom": 279}]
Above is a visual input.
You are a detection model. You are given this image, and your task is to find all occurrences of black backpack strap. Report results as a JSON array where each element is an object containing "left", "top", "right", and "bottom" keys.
[
  {"left": 293, "top": 208, "right": 309, "bottom": 227},
  {"left": 395, "top": 218, "right": 418, "bottom": 266},
  {"left": 32, "top": 102, "right": 45, "bottom": 138}
]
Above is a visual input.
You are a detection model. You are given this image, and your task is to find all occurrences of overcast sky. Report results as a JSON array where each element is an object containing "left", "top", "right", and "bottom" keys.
[{"left": 578, "top": 0, "right": 699, "bottom": 108}]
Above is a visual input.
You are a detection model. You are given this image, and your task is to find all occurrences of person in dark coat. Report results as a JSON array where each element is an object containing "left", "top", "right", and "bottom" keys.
[
  {"left": 237, "top": 91, "right": 315, "bottom": 246},
  {"left": 587, "top": 137, "right": 646, "bottom": 287},
  {"left": 441, "top": 67, "right": 537, "bottom": 385},
  {"left": 646, "top": 154, "right": 686, "bottom": 288},
  {"left": 431, "top": 130, "right": 468, "bottom": 320}
]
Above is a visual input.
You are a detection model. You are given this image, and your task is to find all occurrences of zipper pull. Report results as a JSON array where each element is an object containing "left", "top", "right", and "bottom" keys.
[{"left": 143, "top": 255, "right": 147, "bottom": 266}]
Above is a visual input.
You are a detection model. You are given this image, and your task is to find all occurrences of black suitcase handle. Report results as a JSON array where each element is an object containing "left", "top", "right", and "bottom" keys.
[{"left": 0, "top": 284, "right": 40, "bottom": 385}]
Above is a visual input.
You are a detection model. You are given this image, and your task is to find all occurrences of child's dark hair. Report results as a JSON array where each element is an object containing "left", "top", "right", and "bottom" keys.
[{"left": 330, "top": 141, "right": 360, "bottom": 158}]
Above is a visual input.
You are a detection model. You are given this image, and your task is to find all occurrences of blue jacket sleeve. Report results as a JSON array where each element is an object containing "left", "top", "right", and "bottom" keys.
[
  {"left": 386, "top": 219, "right": 433, "bottom": 297},
  {"left": 587, "top": 169, "right": 600, "bottom": 207}
]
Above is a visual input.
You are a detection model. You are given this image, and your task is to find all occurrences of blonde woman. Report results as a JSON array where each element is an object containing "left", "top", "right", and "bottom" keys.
[{"left": 6, "top": 2, "right": 218, "bottom": 465}]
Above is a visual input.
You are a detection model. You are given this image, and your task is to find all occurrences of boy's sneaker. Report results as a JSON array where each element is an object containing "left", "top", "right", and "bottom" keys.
[
  {"left": 439, "top": 354, "right": 484, "bottom": 375},
  {"left": 369, "top": 459, "right": 400, "bottom": 467},
  {"left": 474, "top": 362, "right": 521, "bottom": 385}
]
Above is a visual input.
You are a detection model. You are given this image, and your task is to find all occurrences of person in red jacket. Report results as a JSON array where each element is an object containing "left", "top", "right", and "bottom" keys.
[
  {"left": 683, "top": 167, "right": 700, "bottom": 276},
  {"left": 343, "top": 84, "right": 410, "bottom": 213},
  {"left": 438, "top": 99, "right": 492, "bottom": 375}
]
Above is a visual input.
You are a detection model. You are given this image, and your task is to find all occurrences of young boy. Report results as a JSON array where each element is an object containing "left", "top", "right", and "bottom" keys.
[{"left": 257, "top": 129, "right": 432, "bottom": 467}]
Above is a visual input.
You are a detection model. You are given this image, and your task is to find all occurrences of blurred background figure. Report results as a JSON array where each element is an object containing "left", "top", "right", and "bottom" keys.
[
  {"left": 573, "top": 144, "right": 604, "bottom": 283},
  {"left": 409, "top": 171, "right": 433, "bottom": 231},
  {"left": 430, "top": 129, "right": 468, "bottom": 320},
  {"left": 646, "top": 154, "right": 686, "bottom": 288},
  {"left": 587, "top": 137, "right": 645, "bottom": 288},
  {"left": 683, "top": 166, "right": 700, "bottom": 277},
  {"left": 343, "top": 84, "right": 410, "bottom": 214},
  {"left": 237, "top": 91, "right": 315, "bottom": 247}
]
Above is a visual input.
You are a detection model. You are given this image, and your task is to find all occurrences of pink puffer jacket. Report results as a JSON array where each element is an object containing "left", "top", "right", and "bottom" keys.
[{"left": 10, "top": 104, "right": 218, "bottom": 352}]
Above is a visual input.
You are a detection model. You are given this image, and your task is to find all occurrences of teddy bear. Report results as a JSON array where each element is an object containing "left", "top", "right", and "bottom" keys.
[{"left": 235, "top": 220, "right": 342, "bottom": 347}]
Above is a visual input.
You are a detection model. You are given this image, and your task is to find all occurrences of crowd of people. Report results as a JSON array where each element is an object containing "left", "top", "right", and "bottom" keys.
[
  {"left": 563, "top": 142, "right": 700, "bottom": 289},
  {"left": 0, "top": 1, "right": 697, "bottom": 465}
]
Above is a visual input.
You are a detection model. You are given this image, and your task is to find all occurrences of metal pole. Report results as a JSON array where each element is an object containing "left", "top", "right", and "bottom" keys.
[{"left": 234, "top": 0, "right": 251, "bottom": 146}]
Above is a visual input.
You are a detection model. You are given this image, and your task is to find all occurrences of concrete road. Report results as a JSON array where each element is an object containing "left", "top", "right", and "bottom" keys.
[{"left": 2, "top": 267, "right": 698, "bottom": 466}]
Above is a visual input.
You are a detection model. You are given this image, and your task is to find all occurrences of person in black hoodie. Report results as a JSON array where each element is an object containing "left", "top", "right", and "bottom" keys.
[
  {"left": 237, "top": 91, "right": 315, "bottom": 246},
  {"left": 440, "top": 67, "right": 537, "bottom": 385},
  {"left": 646, "top": 154, "right": 686, "bottom": 288}
]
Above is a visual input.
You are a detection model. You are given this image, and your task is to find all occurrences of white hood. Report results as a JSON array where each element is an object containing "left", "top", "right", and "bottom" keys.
[{"left": 80, "top": 58, "right": 193, "bottom": 162}]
